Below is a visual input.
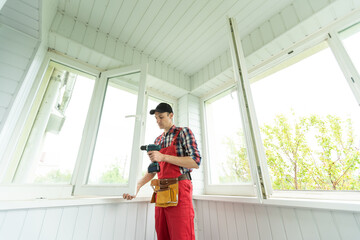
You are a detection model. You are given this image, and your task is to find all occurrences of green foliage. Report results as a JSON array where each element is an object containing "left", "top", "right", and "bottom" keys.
[
  {"left": 221, "top": 130, "right": 252, "bottom": 183},
  {"left": 261, "top": 113, "right": 360, "bottom": 190},
  {"left": 99, "top": 163, "right": 127, "bottom": 184},
  {"left": 34, "top": 169, "right": 72, "bottom": 184}
]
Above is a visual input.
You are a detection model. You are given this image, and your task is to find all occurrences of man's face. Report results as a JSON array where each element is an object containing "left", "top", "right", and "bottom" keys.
[{"left": 155, "top": 112, "right": 173, "bottom": 130}]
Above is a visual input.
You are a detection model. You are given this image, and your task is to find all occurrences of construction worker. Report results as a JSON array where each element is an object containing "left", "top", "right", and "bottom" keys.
[{"left": 123, "top": 102, "right": 201, "bottom": 240}]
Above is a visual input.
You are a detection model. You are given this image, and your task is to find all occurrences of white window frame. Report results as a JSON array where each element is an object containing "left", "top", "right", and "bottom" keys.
[
  {"left": 73, "top": 64, "right": 148, "bottom": 196},
  {"left": 201, "top": 85, "right": 257, "bottom": 197},
  {"left": 0, "top": 52, "right": 149, "bottom": 199},
  {"left": 249, "top": 23, "right": 360, "bottom": 202}
]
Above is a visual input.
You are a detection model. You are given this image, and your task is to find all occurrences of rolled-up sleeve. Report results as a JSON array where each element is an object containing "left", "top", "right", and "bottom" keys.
[{"left": 180, "top": 127, "right": 201, "bottom": 166}]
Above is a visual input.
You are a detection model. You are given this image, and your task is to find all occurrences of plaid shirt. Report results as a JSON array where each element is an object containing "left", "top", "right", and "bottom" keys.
[{"left": 154, "top": 125, "right": 201, "bottom": 174}]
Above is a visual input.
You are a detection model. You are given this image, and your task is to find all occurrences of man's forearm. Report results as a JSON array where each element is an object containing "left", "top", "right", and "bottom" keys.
[
  {"left": 163, "top": 155, "right": 199, "bottom": 169},
  {"left": 137, "top": 172, "right": 156, "bottom": 189}
]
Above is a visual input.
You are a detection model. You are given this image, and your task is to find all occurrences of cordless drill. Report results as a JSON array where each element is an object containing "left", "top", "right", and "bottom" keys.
[{"left": 140, "top": 144, "right": 161, "bottom": 173}]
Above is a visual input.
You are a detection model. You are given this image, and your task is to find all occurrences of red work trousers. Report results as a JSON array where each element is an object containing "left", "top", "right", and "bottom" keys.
[{"left": 155, "top": 179, "right": 195, "bottom": 240}]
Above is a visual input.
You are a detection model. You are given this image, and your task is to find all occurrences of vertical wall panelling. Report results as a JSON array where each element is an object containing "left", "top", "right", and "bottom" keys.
[
  {"left": 113, "top": 203, "right": 128, "bottom": 239},
  {"left": 254, "top": 205, "right": 272, "bottom": 240},
  {"left": 101, "top": 204, "right": 118, "bottom": 240},
  {"left": 243, "top": 204, "right": 260, "bottom": 240},
  {"left": 201, "top": 200, "right": 211, "bottom": 240},
  {"left": 224, "top": 203, "right": 238, "bottom": 240},
  {"left": 233, "top": 203, "right": 249, "bottom": 240},
  {"left": 38, "top": 208, "right": 63, "bottom": 240},
  {"left": 145, "top": 203, "right": 156, "bottom": 240},
  {"left": 209, "top": 201, "right": 220, "bottom": 239},
  {"left": 194, "top": 200, "right": 204, "bottom": 240},
  {"left": 0, "top": 209, "right": 27, "bottom": 239},
  {"left": 216, "top": 202, "right": 229, "bottom": 239},
  {"left": 332, "top": 211, "right": 360, "bottom": 240},
  {"left": 124, "top": 203, "right": 138, "bottom": 239},
  {"left": 87, "top": 205, "right": 106, "bottom": 240},
  {"left": 280, "top": 207, "right": 302, "bottom": 240},
  {"left": 295, "top": 208, "right": 320, "bottom": 240},
  {"left": 72, "top": 206, "right": 93, "bottom": 240},
  {"left": 19, "top": 208, "right": 46, "bottom": 240},
  {"left": 266, "top": 206, "right": 287, "bottom": 240},
  {"left": 135, "top": 202, "right": 148, "bottom": 240},
  {"left": 56, "top": 207, "right": 79, "bottom": 239},
  {"left": 312, "top": 209, "right": 341, "bottom": 240},
  {"left": 195, "top": 200, "right": 360, "bottom": 240}
]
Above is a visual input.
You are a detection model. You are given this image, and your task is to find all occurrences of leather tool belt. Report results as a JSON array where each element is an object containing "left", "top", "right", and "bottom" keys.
[{"left": 150, "top": 173, "right": 191, "bottom": 207}]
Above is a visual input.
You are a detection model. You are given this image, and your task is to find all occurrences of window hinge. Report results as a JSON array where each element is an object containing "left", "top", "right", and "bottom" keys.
[
  {"left": 328, "top": 33, "right": 332, "bottom": 38},
  {"left": 351, "top": 77, "right": 355, "bottom": 83},
  {"left": 98, "top": 72, "right": 102, "bottom": 78}
]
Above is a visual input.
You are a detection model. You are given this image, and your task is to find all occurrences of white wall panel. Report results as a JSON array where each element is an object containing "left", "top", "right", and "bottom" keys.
[
  {"left": 0, "top": 202, "right": 159, "bottom": 240},
  {"left": 266, "top": 206, "right": 287, "bottom": 240},
  {"left": 101, "top": 204, "right": 118, "bottom": 240},
  {"left": 19, "top": 208, "right": 46, "bottom": 240},
  {"left": 195, "top": 200, "right": 360, "bottom": 240},
  {"left": 50, "top": 12, "right": 191, "bottom": 93},
  {"left": 113, "top": 203, "right": 127, "bottom": 239},
  {"left": 38, "top": 208, "right": 63, "bottom": 240},
  {"left": 0, "top": 209, "right": 27, "bottom": 239},
  {"left": 72, "top": 206, "right": 93, "bottom": 240},
  {"left": 296, "top": 208, "right": 320, "bottom": 240},
  {"left": 56, "top": 207, "right": 79, "bottom": 240},
  {"left": 233, "top": 203, "right": 249, "bottom": 240},
  {"left": 87, "top": 205, "right": 106, "bottom": 240},
  {"left": 281, "top": 208, "right": 302, "bottom": 240}
]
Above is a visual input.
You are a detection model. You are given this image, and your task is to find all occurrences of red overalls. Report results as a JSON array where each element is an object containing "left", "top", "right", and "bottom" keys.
[{"left": 155, "top": 129, "right": 195, "bottom": 240}]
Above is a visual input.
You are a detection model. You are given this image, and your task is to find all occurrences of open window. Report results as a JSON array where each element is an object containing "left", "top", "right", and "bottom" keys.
[
  {"left": 250, "top": 41, "right": 360, "bottom": 200},
  {"left": 203, "top": 87, "right": 256, "bottom": 196},
  {"left": 0, "top": 55, "right": 148, "bottom": 199}
]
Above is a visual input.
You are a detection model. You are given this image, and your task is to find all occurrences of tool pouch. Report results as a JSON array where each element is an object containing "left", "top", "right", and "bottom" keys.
[{"left": 150, "top": 179, "right": 178, "bottom": 207}]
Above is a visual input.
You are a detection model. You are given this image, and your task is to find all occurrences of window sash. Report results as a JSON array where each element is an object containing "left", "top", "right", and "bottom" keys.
[{"left": 73, "top": 64, "right": 148, "bottom": 197}]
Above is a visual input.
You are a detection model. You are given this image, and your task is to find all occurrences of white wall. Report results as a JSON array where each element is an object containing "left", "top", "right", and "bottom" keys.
[
  {"left": 0, "top": 202, "right": 156, "bottom": 240},
  {"left": 2, "top": 200, "right": 360, "bottom": 240},
  {"left": 194, "top": 200, "right": 360, "bottom": 240},
  {"left": 178, "top": 94, "right": 204, "bottom": 195}
]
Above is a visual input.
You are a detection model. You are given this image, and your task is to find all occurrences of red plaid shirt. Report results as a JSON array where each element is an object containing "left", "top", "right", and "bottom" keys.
[{"left": 154, "top": 125, "right": 201, "bottom": 173}]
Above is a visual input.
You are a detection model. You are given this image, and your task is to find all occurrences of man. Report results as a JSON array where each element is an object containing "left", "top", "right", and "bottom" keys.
[{"left": 123, "top": 102, "right": 201, "bottom": 240}]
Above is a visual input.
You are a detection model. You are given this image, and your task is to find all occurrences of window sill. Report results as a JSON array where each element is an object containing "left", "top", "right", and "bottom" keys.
[
  {"left": 0, "top": 196, "right": 152, "bottom": 211},
  {"left": 193, "top": 194, "right": 360, "bottom": 212}
]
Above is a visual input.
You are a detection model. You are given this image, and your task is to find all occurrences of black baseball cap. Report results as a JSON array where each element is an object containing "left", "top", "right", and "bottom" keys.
[{"left": 149, "top": 103, "right": 173, "bottom": 115}]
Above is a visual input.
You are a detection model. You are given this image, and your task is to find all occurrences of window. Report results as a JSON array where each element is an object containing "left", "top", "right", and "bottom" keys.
[
  {"left": 1, "top": 56, "right": 148, "bottom": 199},
  {"left": 339, "top": 21, "right": 360, "bottom": 74},
  {"left": 203, "top": 87, "right": 255, "bottom": 196},
  {"left": 13, "top": 64, "right": 95, "bottom": 184},
  {"left": 250, "top": 41, "right": 360, "bottom": 193}
]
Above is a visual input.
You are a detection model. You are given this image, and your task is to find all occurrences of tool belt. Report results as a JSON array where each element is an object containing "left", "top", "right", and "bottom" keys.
[{"left": 150, "top": 173, "right": 191, "bottom": 207}]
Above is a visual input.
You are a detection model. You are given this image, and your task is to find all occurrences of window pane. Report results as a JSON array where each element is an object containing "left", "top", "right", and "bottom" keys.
[
  {"left": 205, "top": 89, "right": 252, "bottom": 184},
  {"left": 141, "top": 98, "right": 163, "bottom": 176},
  {"left": 340, "top": 21, "right": 360, "bottom": 74},
  {"left": 88, "top": 73, "right": 140, "bottom": 184},
  {"left": 251, "top": 42, "right": 360, "bottom": 191},
  {"left": 16, "top": 70, "right": 95, "bottom": 183}
]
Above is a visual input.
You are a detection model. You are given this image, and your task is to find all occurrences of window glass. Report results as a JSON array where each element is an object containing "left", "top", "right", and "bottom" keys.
[
  {"left": 251, "top": 42, "right": 360, "bottom": 191},
  {"left": 339, "top": 21, "right": 360, "bottom": 74},
  {"left": 141, "top": 98, "right": 163, "bottom": 176},
  {"left": 204, "top": 88, "right": 252, "bottom": 184},
  {"left": 15, "top": 70, "right": 95, "bottom": 183},
  {"left": 87, "top": 73, "right": 140, "bottom": 184}
]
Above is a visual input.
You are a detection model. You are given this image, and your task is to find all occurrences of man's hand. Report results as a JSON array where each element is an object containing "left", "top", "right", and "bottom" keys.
[
  {"left": 148, "top": 151, "right": 165, "bottom": 163},
  {"left": 123, "top": 193, "right": 136, "bottom": 200}
]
